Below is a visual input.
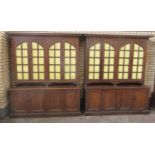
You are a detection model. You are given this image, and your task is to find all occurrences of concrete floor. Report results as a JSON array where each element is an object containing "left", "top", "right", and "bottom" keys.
[{"left": 1, "top": 110, "right": 155, "bottom": 123}]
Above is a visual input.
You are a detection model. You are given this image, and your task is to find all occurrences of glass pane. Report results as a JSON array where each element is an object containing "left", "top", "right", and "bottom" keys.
[
  {"left": 55, "top": 58, "right": 60, "bottom": 64},
  {"left": 16, "top": 58, "right": 22, "bottom": 64},
  {"left": 119, "top": 59, "right": 123, "bottom": 65},
  {"left": 55, "top": 73, "right": 61, "bottom": 79},
  {"left": 65, "top": 58, "right": 70, "bottom": 64},
  {"left": 22, "top": 50, "right": 28, "bottom": 57},
  {"left": 71, "top": 66, "right": 76, "bottom": 72},
  {"left": 139, "top": 46, "right": 143, "bottom": 51},
  {"left": 138, "top": 66, "right": 143, "bottom": 72},
  {"left": 55, "top": 66, "right": 60, "bottom": 72},
  {"left": 95, "top": 44, "right": 100, "bottom": 50},
  {"left": 65, "top": 66, "right": 70, "bottom": 72},
  {"left": 16, "top": 50, "right": 21, "bottom": 57},
  {"left": 23, "top": 73, "right": 28, "bottom": 80},
  {"left": 124, "top": 59, "right": 129, "bottom": 65},
  {"left": 105, "top": 43, "right": 109, "bottom": 50},
  {"left": 103, "top": 73, "right": 108, "bottom": 79},
  {"left": 124, "top": 66, "right": 128, "bottom": 72},
  {"left": 94, "top": 73, "right": 99, "bottom": 79},
  {"left": 33, "top": 73, "right": 38, "bottom": 80},
  {"left": 71, "top": 58, "right": 76, "bottom": 64},
  {"left": 124, "top": 73, "right": 128, "bottom": 79},
  {"left": 39, "top": 50, "right": 44, "bottom": 57},
  {"left": 109, "top": 66, "right": 114, "bottom": 72},
  {"left": 65, "top": 50, "right": 70, "bottom": 57},
  {"left": 139, "top": 52, "right": 144, "bottom": 58},
  {"left": 119, "top": 66, "right": 123, "bottom": 72},
  {"left": 109, "top": 73, "right": 114, "bottom": 79},
  {"left": 55, "top": 43, "right": 60, "bottom": 49},
  {"left": 89, "top": 58, "right": 94, "bottom": 65},
  {"left": 49, "top": 58, "right": 54, "bottom": 64},
  {"left": 118, "top": 73, "right": 123, "bottom": 79},
  {"left": 134, "top": 44, "right": 139, "bottom": 50},
  {"left": 104, "top": 66, "right": 108, "bottom": 72},
  {"left": 132, "top": 73, "right": 136, "bottom": 79},
  {"left": 133, "top": 59, "right": 138, "bottom": 65},
  {"left": 95, "top": 58, "right": 100, "bottom": 65},
  {"left": 16, "top": 44, "right": 22, "bottom": 49},
  {"left": 32, "top": 42, "right": 38, "bottom": 49},
  {"left": 65, "top": 73, "right": 70, "bottom": 79},
  {"left": 110, "top": 58, "right": 114, "bottom": 65},
  {"left": 39, "top": 65, "right": 44, "bottom": 72},
  {"left": 89, "top": 73, "right": 94, "bottom": 79},
  {"left": 33, "top": 66, "right": 38, "bottom": 72},
  {"left": 89, "top": 50, "right": 94, "bottom": 57},
  {"left": 50, "top": 73, "right": 54, "bottom": 79},
  {"left": 65, "top": 43, "right": 70, "bottom": 49},
  {"left": 49, "top": 65, "right": 54, "bottom": 72},
  {"left": 23, "top": 58, "right": 28, "bottom": 64},
  {"left": 33, "top": 58, "right": 38, "bottom": 64},
  {"left": 17, "top": 73, "right": 23, "bottom": 80},
  {"left": 125, "top": 44, "right": 130, "bottom": 50},
  {"left": 90, "top": 46, "right": 95, "bottom": 50},
  {"left": 17, "top": 65, "right": 22, "bottom": 72},
  {"left": 95, "top": 66, "right": 99, "bottom": 72},
  {"left": 89, "top": 66, "right": 94, "bottom": 72},
  {"left": 110, "top": 51, "right": 114, "bottom": 57},
  {"left": 22, "top": 42, "right": 28, "bottom": 49},
  {"left": 39, "top": 58, "right": 44, "bottom": 64},
  {"left": 132, "top": 66, "right": 137, "bottom": 72},
  {"left": 125, "top": 51, "right": 130, "bottom": 58},
  {"left": 133, "top": 52, "right": 138, "bottom": 58},
  {"left": 24, "top": 75, "right": 29, "bottom": 82},
  {"left": 49, "top": 50, "right": 55, "bottom": 57},
  {"left": 137, "top": 73, "right": 142, "bottom": 79},
  {"left": 39, "top": 73, "right": 44, "bottom": 80},
  {"left": 23, "top": 66, "right": 28, "bottom": 72},
  {"left": 119, "top": 51, "right": 124, "bottom": 57},
  {"left": 95, "top": 51, "right": 100, "bottom": 57},
  {"left": 139, "top": 59, "right": 143, "bottom": 65},
  {"left": 104, "top": 51, "right": 109, "bottom": 57},
  {"left": 71, "top": 73, "right": 76, "bottom": 79},
  {"left": 71, "top": 45, "right": 75, "bottom": 50},
  {"left": 104, "top": 58, "right": 109, "bottom": 65},
  {"left": 71, "top": 50, "right": 76, "bottom": 57}
]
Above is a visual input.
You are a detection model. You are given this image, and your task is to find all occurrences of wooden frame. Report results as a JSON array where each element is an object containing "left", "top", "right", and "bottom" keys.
[
  {"left": 8, "top": 32, "right": 151, "bottom": 116},
  {"left": 85, "top": 36, "right": 149, "bottom": 85},
  {"left": 10, "top": 35, "right": 80, "bottom": 87}
]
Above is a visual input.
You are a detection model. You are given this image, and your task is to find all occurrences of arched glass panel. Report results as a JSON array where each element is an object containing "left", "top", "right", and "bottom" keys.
[
  {"left": 103, "top": 43, "right": 115, "bottom": 79},
  {"left": 64, "top": 43, "right": 76, "bottom": 80},
  {"left": 16, "top": 42, "right": 29, "bottom": 80},
  {"left": 132, "top": 44, "right": 144, "bottom": 79},
  {"left": 32, "top": 42, "right": 45, "bottom": 80},
  {"left": 49, "top": 43, "right": 61, "bottom": 80},
  {"left": 118, "top": 44, "right": 131, "bottom": 79},
  {"left": 88, "top": 43, "right": 101, "bottom": 80}
]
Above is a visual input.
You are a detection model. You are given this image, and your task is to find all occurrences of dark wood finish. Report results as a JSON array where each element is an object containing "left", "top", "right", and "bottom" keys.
[
  {"left": 10, "top": 35, "right": 80, "bottom": 86},
  {"left": 85, "top": 37, "right": 149, "bottom": 85},
  {"left": 85, "top": 86, "right": 149, "bottom": 114},
  {"left": 9, "top": 86, "right": 81, "bottom": 115}
]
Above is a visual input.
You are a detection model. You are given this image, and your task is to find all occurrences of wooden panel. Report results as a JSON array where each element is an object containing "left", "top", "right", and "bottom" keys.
[
  {"left": 85, "top": 86, "right": 149, "bottom": 113},
  {"left": 133, "top": 90, "right": 148, "bottom": 110},
  {"left": 10, "top": 90, "right": 29, "bottom": 113},
  {"left": 46, "top": 90, "right": 63, "bottom": 112},
  {"left": 86, "top": 90, "right": 101, "bottom": 111},
  {"left": 101, "top": 89, "right": 116, "bottom": 110},
  {"left": 117, "top": 89, "right": 133, "bottom": 110},
  {"left": 64, "top": 91, "right": 80, "bottom": 112},
  {"left": 29, "top": 91, "right": 45, "bottom": 112}
]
